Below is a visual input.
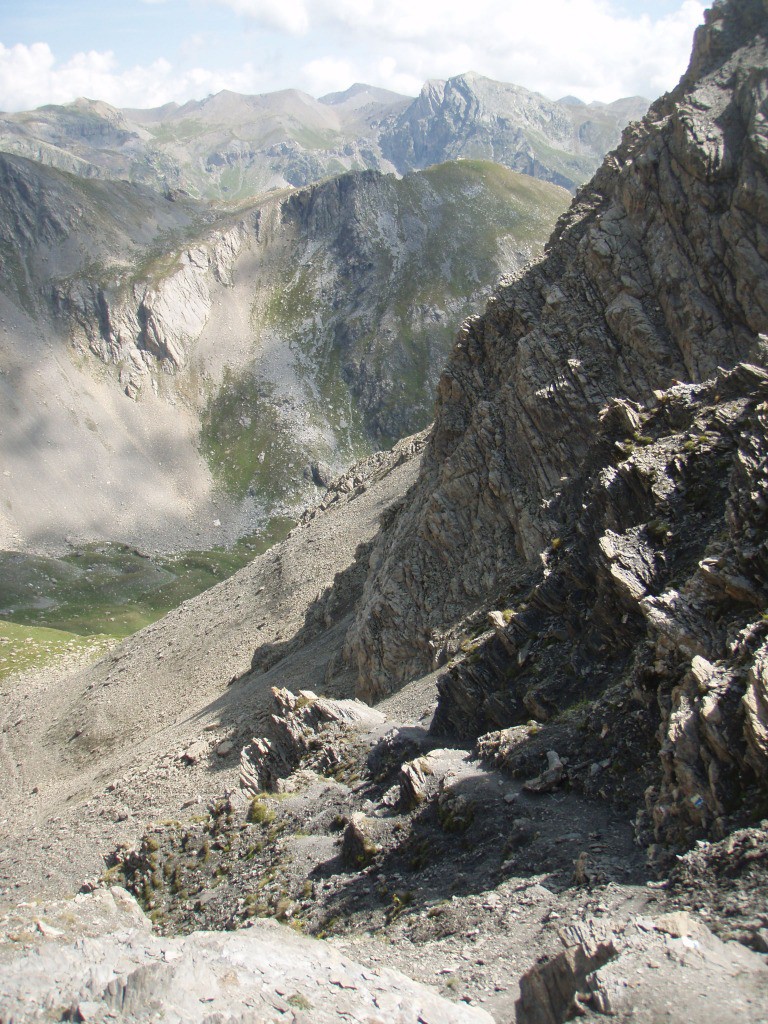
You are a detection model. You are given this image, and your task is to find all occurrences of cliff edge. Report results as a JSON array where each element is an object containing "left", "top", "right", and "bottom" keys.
[{"left": 343, "top": 0, "right": 768, "bottom": 849}]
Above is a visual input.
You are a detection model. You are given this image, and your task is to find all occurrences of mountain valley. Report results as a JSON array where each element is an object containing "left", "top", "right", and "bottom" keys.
[
  {"left": 0, "top": 153, "right": 569, "bottom": 559},
  {"left": 1, "top": 0, "right": 768, "bottom": 1021}
]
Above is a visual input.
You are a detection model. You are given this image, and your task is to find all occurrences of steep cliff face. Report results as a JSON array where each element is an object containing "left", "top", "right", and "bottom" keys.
[
  {"left": 343, "top": 0, "right": 768, "bottom": 842},
  {"left": 0, "top": 153, "right": 568, "bottom": 549}
]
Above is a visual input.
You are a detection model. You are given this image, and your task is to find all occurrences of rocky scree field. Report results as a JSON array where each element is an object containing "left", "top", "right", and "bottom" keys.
[{"left": 2, "top": 1, "right": 768, "bottom": 1022}]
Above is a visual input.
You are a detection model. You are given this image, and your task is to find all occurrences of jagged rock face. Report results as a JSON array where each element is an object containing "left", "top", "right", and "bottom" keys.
[
  {"left": 345, "top": 0, "right": 768, "bottom": 707},
  {"left": 239, "top": 686, "right": 386, "bottom": 794},
  {"left": 341, "top": 0, "right": 768, "bottom": 852},
  {"left": 381, "top": 72, "right": 647, "bottom": 192},
  {"left": 59, "top": 221, "right": 247, "bottom": 383},
  {"left": 429, "top": 364, "right": 768, "bottom": 846}
]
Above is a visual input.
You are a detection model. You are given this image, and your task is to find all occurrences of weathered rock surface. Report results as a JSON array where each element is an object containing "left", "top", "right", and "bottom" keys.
[
  {"left": 516, "top": 911, "right": 768, "bottom": 1024},
  {"left": 0, "top": 888, "right": 493, "bottom": 1023},
  {"left": 240, "top": 686, "right": 386, "bottom": 794},
  {"left": 4, "top": 7, "right": 768, "bottom": 1024},
  {"left": 338, "top": 0, "right": 768, "bottom": 854},
  {"left": 345, "top": 0, "right": 768, "bottom": 706}
]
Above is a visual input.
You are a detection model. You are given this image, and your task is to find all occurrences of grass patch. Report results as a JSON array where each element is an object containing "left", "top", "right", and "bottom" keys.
[
  {"left": 200, "top": 368, "right": 321, "bottom": 502},
  {"left": 0, "top": 620, "right": 115, "bottom": 681},
  {"left": 0, "top": 519, "right": 292, "bottom": 673}
]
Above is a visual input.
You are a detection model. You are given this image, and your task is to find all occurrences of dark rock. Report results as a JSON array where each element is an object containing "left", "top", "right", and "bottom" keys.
[
  {"left": 516, "top": 920, "right": 617, "bottom": 1024},
  {"left": 311, "top": 461, "right": 334, "bottom": 488}
]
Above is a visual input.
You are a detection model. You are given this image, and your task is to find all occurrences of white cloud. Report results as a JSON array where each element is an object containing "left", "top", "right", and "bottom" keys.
[
  {"left": 210, "top": 0, "right": 310, "bottom": 34},
  {"left": 301, "top": 57, "right": 357, "bottom": 97},
  {"left": 0, "top": 1, "right": 707, "bottom": 112},
  {"left": 0, "top": 43, "right": 269, "bottom": 111},
  {"left": 303, "top": 0, "right": 706, "bottom": 102}
]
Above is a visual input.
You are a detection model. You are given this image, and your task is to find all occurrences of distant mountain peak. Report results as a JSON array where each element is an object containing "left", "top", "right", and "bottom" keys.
[{"left": 319, "top": 82, "right": 411, "bottom": 106}]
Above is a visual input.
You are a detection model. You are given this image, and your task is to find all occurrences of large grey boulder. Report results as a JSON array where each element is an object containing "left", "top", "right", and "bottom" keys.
[{"left": 0, "top": 887, "right": 493, "bottom": 1023}]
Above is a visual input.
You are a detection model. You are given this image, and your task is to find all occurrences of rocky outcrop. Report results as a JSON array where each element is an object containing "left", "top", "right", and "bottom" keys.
[
  {"left": 339, "top": 0, "right": 768, "bottom": 850},
  {"left": 0, "top": 887, "right": 492, "bottom": 1023},
  {"left": 515, "top": 911, "right": 767, "bottom": 1024},
  {"left": 432, "top": 363, "right": 768, "bottom": 846},
  {"left": 59, "top": 222, "right": 248, "bottom": 394},
  {"left": 345, "top": 0, "right": 768, "bottom": 702},
  {"left": 239, "top": 687, "right": 386, "bottom": 794}
]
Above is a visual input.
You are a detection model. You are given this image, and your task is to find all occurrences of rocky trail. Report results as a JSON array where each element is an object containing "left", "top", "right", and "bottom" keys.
[
  {"left": 1, "top": 664, "right": 767, "bottom": 1022},
  {"left": 1, "top": 424, "right": 763, "bottom": 1023}
]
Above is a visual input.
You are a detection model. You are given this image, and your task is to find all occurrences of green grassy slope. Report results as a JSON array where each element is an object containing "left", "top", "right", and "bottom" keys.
[{"left": 0, "top": 521, "right": 292, "bottom": 679}]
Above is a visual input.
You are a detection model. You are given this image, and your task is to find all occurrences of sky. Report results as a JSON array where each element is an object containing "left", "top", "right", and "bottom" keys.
[{"left": 0, "top": 0, "right": 707, "bottom": 113}]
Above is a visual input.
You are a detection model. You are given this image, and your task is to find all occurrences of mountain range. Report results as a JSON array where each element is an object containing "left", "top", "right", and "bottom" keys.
[
  {"left": 0, "top": 71, "right": 649, "bottom": 555},
  {"left": 0, "top": 72, "right": 648, "bottom": 199},
  {"left": 1, "top": 1, "right": 768, "bottom": 1021}
]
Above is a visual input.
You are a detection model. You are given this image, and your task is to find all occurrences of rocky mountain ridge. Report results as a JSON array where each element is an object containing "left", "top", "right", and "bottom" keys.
[
  {"left": 344, "top": 0, "right": 768, "bottom": 713},
  {"left": 0, "top": 153, "right": 568, "bottom": 551},
  {"left": 0, "top": 73, "right": 647, "bottom": 200},
  {"left": 2, "top": 1, "right": 768, "bottom": 1021}
]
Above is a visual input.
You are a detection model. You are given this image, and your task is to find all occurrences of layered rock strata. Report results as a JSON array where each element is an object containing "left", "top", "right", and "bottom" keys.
[
  {"left": 345, "top": 0, "right": 768, "bottom": 699},
  {"left": 342, "top": 0, "right": 768, "bottom": 846}
]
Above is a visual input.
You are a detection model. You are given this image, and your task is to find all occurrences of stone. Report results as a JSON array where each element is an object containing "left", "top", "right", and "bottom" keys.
[
  {"left": 342, "top": 2, "right": 768, "bottom": 859},
  {"left": 311, "top": 462, "right": 334, "bottom": 489},
  {"left": 0, "top": 889, "right": 493, "bottom": 1023},
  {"left": 240, "top": 688, "right": 386, "bottom": 794},
  {"left": 341, "top": 813, "right": 380, "bottom": 868},
  {"left": 516, "top": 921, "right": 618, "bottom": 1024},
  {"left": 523, "top": 751, "right": 565, "bottom": 794},
  {"left": 398, "top": 756, "right": 433, "bottom": 809},
  {"left": 180, "top": 739, "right": 208, "bottom": 765}
]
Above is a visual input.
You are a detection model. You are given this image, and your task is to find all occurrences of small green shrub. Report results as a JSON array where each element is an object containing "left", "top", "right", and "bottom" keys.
[{"left": 248, "top": 799, "right": 276, "bottom": 825}]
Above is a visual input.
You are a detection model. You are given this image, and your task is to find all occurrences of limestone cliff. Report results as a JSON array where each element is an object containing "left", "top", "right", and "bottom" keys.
[{"left": 343, "top": 0, "right": 768, "bottom": 844}]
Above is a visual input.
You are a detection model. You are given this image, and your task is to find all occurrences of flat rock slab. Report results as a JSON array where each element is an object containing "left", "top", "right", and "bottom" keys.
[{"left": 0, "top": 887, "right": 493, "bottom": 1024}]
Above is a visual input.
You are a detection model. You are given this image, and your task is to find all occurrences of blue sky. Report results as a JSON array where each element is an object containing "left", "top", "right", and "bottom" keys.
[{"left": 0, "top": 0, "right": 707, "bottom": 112}]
